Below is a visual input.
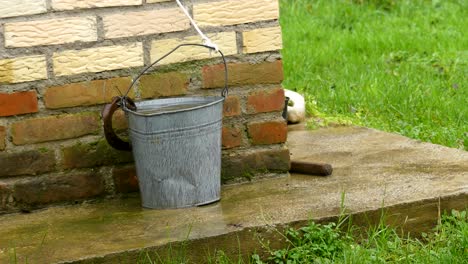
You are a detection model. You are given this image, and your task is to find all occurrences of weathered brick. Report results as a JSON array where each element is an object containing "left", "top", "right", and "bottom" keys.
[
  {"left": 222, "top": 125, "right": 242, "bottom": 149},
  {"left": 147, "top": 0, "right": 171, "bottom": 3},
  {"left": 194, "top": 0, "right": 279, "bottom": 26},
  {"left": 12, "top": 112, "right": 100, "bottom": 145},
  {"left": 0, "top": 91, "right": 38, "bottom": 117},
  {"left": 223, "top": 96, "right": 241, "bottom": 117},
  {"left": 44, "top": 77, "right": 133, "bottom": 109},
  {"left": 0, "top": 181, "right": 13, "bottom": 211},
  {"left": 53, "top": 43, "right": 143, "bottom": 76},
  {"left": 4, "top": 17, "right": 97, "bottom": 48},
  {"left": 113, "top": 166, "right": 139, "bottom": 193},
  {"left": 13, "top": 172, "right": 105, "bottom": 205},
  {"left": 0, "top": 150, "right": 56, "bottom": 177},
  {"left": 221, "top": 148, "right": 290, "bottom": 182},
  {"left": 202, "top": 60, "right": 284, "bottom": 89},
  {"left": 0, "top": 182, "right": 14, "bottom": 212},
  {"left": 102, "top": 8, "right": 189, "bottom": 39},
  {"left": 62, "top": 139, "right": 133, "bottom": 169},
  {"left": 0, "top": 56, "right": 47, "bottom": 84},
  {"left": 150, "top": 32, "right": 237, "bottom": 65},
  {"left": 243, "top": 26, "right": 283, "bottom": 54},
  {"left": 139, "top": 72, "right": 189, "bottom": 99},
  {"left": 248, "top": 120, "right": 287, "bottom": 145},
  {"left": 0, "top": 126, "right": 5, "bottom": 150},
  {"left": 52, "top": 0, "right": 141, "bottom": 10},
  {"left": 0, "top": 0, "right": 46, "bottom": 19},
  {"left": 247, "top": 88, "right": 285, "bottom": 114}
]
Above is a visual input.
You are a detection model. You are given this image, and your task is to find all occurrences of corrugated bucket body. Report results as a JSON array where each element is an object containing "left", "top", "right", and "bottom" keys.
[{"left": 125, "top": 96, "right": 224, "bottom": 209}]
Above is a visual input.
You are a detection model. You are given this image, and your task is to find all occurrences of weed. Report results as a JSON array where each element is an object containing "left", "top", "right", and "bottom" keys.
[
  {"left": 251, "top": 209, "right": 467, "bottom": 264},
  {"left": 263, "top": 222, "right": 352, "bottom": 263}
]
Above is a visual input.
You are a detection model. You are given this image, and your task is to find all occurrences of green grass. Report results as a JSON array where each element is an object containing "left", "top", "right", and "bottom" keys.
[
  {"left": 138, "top": 209, "right": 468, "bottom": 264},
  {"left": 280, "top": 0, "right": 467, "bottom": 150},
  {"left": 252, "top": 209, "right": 468, "bottom": 264}
]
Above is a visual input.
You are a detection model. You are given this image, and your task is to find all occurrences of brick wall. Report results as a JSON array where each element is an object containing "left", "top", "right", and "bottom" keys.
[{"left": 0, "top": 0, "right": 288, "bottom": 213}]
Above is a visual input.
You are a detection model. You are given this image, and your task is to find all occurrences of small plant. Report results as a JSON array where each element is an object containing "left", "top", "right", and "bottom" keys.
[
  {"left": 262, "top": 222, "right": 352, "bottom": 263},
  {"left": 251, "top": 209, "right": 468, "bottom": 264}
]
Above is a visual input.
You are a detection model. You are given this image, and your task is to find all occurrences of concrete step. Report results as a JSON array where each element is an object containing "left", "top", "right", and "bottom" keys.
[{"left": 1, "top": 126, "right": 466, "bottom": 263}]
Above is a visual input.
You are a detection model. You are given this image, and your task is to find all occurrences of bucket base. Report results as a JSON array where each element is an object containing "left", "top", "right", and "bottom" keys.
[
  {"left": 196, "top": 198, "right": 220, "bottom": 207},
  {"left": 141, "top": 198, "right": 220, "bottom": 210}
]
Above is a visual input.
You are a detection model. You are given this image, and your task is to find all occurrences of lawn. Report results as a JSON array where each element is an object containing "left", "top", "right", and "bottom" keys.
[{"left": 280, "top": 0, "right": 467, "bottom": 150}]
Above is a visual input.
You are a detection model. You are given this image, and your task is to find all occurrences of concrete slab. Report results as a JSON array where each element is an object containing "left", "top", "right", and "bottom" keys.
[{"left": 0, "top": 126, "right": 466, "bottom": 263}]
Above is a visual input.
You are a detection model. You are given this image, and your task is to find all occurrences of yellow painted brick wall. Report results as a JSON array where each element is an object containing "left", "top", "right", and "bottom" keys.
[
  {"left": 53, "top": 43, "right": 144, "bottom": 76},
  {"left": 0, "top": 0, "right": 47, "bottom": 18},
  {"left": 150, "top": 31, "right": 238, "bottom": 64},
  {"left": 0, "top": 56, "right": 47, "bottom": 83},
  {"left": 102, "top": 8, "right": 190, "bottom": 39},
  {"left": 193, "top": 0, "right": 279, "bottom": 26},
  {"left": 4, "top": 17, "right": 98, "bottom": 48},
  {"left": 0, "top": 0, "right": 285, "bottom": 212},
  {"left": 243, "top": 27, "right": 283, "bottom": 54},
  {"left": 51, "top": 0, "right": 142, "bottom": 10},
  {"left": 1, "top": 0, "right": 282, "bottom": 81}
]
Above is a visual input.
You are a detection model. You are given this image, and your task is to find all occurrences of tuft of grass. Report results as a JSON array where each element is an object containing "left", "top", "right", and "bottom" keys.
[
  {"left": 136, "top": 225, "right": 192, "bottom": 264},
  {"left": 256, "top": 221, "right": 352, "bottom": 263},
  {"left": 280, "top": 0, "right": 467, "bottom": 150},
  {"left": 252, "top": 209, "right": 468, "bottom": 264}
]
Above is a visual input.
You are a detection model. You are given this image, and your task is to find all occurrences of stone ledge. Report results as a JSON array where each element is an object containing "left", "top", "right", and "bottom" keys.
[{"left": 0, "top": 126, "right": 466, "bottom": 263}]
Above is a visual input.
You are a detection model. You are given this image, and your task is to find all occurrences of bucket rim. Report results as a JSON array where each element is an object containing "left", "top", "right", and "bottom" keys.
[{"left": 123, "top": 96, "right": 225, "bottom": 117}]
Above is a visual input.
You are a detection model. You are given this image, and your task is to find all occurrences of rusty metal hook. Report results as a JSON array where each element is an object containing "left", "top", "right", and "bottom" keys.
[{"left": 101, "top": 96, "right": 136, "bottom": 151}]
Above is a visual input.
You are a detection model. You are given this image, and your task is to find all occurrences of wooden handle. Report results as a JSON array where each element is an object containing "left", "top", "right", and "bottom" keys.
[{"left": 290, "top": 161, "right": 333, "bottom": 176}]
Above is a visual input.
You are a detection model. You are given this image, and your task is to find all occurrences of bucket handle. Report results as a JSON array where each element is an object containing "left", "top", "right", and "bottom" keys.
[
  {"left": 102, "top": 44, "right": 228, "bottom": 151},
  {"left": 101, "top": 96, "right": 136, "bottom": 151},
  {"left": 123, "top": 43, "right": 228, "bottom": 104}
]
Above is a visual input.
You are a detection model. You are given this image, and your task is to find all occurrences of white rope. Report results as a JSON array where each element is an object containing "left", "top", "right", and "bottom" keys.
[{"left": 175, "top": 0, "right": 219, "bottom": 52}]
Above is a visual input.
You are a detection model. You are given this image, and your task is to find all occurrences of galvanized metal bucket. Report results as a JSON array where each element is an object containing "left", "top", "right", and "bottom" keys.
[
  {"left": 128, "top": 97, "right": 223, "bottom": 209},
  {"left": 102, "top": 44, "right": 228, "bottom": 209}
]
